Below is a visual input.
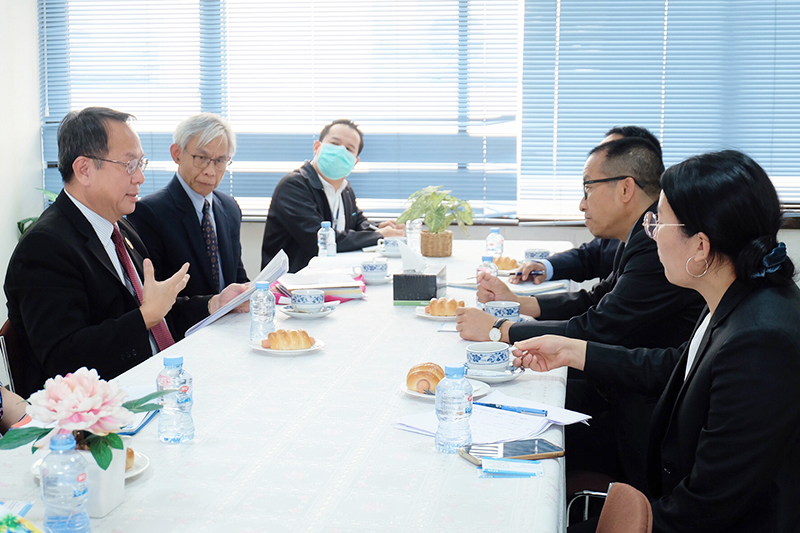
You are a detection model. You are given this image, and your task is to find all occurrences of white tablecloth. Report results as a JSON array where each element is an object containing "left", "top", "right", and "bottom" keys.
[{"left": 1, "top": 240, "right": 573, "bottom": 532}]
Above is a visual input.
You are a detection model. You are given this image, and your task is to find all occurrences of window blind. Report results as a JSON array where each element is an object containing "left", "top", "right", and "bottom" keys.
[
  {"left": 39, "top": 0, "right": 520, "bottom": 217},
  {"left": 518, "top": 0, "right": 800, "bottom": 218},
  {"left": 38, "top": 1, "right": 800, "bottom": 218}
]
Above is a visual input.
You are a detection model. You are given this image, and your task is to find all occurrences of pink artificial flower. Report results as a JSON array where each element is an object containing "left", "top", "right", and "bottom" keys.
[{"left": 26, "top": 367, "right": 134, "bottom": 436}]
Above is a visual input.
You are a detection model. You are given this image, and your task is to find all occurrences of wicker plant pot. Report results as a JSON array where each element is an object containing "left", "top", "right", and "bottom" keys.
[{"left": 420, "top": 230, "right": 453, "bottom": 257}]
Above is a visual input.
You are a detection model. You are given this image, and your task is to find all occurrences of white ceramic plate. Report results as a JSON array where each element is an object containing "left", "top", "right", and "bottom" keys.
[
  {"left": 414, "top": 307, "right": 457, "bottom": 322},
  {"left": 32, "top": 451, "right": 149, "bottom": 481},
  {"left": 401, "top": 379, "right": 491, "bottom": 400},
  {"left": 464, "top": 365, "right": 525, "bottom": 384},
  {"left": 279, "top": 305, "right": 335, "bottom": 319},
  {"left": 249, "top": 339, "right": 325, "bottom": 355}
]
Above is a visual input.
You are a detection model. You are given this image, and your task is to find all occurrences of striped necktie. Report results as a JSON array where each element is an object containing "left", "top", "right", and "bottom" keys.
[{"left": 111, "top": 226, "right": 175, "bottom": 351}]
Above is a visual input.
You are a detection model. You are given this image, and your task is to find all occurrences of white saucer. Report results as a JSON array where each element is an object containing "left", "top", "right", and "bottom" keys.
[
  {"left": 279, "top": 305, "right": 335, "bottom": 319},
  {"left": 32, "top": 451, "right": 149, "bottom": 481},
  {"left": 464, "top": 365, "right": 525, "bottom": 384},
  {"left": 364, "top": 275, "right": 392, "bottom": 285},
  {"left": 249, "top": 339, "right": 325, "bottom": 355},
  {"left": 401, "top": 378, "right": 491, "bottom": 400},
  {"left": 414, "top": 307, "right": 456, "bottom": 321},
  {"left": 377, "top": 250, "right": 401, "bottom": 258}
]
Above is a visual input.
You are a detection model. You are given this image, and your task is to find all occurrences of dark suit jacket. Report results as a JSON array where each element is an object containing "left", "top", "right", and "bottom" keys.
[
  {"left": 261, "top": 161, "right": 380, "bottom": 273},
  {"left": 509, "top": 205, "right": 704, "bottom": 350},
  {"left": 4, "top": 191, "right": 211, "bottom": 398},
  {"left": 547, "top": 237, "right": 619, "bottom": 282},
  {"left": 127, "top": 175, "right": 248, "bottom": 296},
  {"left": 584, "top": 280, "right": 800, "bottom": 532}
]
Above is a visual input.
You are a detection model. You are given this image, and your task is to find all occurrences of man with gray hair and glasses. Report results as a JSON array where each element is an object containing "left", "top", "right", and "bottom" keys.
[{"left": 129, "top": 113, "right": 249, "bottom": 296}]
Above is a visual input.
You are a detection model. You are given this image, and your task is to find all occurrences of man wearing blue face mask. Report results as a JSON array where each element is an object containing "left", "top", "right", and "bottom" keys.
[{"left": 261, "top": 119, "right": 405, "bottom": 272}]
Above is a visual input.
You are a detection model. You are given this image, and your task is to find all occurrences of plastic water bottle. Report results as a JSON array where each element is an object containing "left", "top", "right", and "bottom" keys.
[
  {"left": 486, "top": 227, "right": 504, "bottom": 257},
  {"left": 156, "top": 355, "right": 194, "bottom": 444},
  {"left": 406, "top": 218, "right": 422, "bottom": 253},
  {"left": 476, "top": 255, "right": 499, "bottom": 309},
  {"left": 317, "top": 221, "right": 337, "bottom": 257},
  {"left": 435, "top": 365, "right": 473, "bottom": 453},
  {"left": 40, "top": 432, "right": 91, "bottom": 533},
  {"left": 249, "top": 281, "right": 275, "bottom": 342}
]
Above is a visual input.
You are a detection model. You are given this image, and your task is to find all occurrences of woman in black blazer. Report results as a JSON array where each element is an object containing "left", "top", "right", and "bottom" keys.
[{"left": 513, "top": 150, "right": 800, "bottom": 532}]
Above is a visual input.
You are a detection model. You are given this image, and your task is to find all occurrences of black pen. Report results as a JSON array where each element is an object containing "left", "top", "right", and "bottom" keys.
[{"left": 514, "top": 270, "right": 545, "bottom": 277}]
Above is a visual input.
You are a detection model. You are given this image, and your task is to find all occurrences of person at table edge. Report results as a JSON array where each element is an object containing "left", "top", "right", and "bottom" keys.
[
  {"left": 457, "top": 136, "right": 703, "bottom": 350},
  {"left": 4, "top": 107, "right": 247, "bottom": 398},
  {"left": 128, "top": 113, "right": 249, "bottom": 296},
  {"left": 513, "top": 125, "right": 663, "bottom": 286},
  {"left": 260, "top": 119, "right": 405, "bottom": 273},
  {"left": 515, "top": 151, "right": 800, "bottom": 532}
]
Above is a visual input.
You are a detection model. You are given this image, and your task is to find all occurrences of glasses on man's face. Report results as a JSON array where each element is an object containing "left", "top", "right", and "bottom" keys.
[
  {"left": 84, "top": 155, "right": 148, "bottom": 175},
  {"left": 582, "top": 175, "right": 645, "bottom": 200},
  {"left": 642, "top": 211, "right": 685, "bottom": 239},
  {"left": 189, "top": 153, "right": 231, "bottom": 171}
]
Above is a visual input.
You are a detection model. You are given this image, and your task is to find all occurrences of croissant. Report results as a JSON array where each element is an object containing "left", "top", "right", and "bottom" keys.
[
  {"left": 425, "top": 298, "right": 465, "bottom": 316},
  {"left": 493, "top": 256, "right": 518, "bottom": 270},
  {"left": 407, "top": 362, "right": 445, "bottom": 393},
  {"left": 261, "top": 329, "right": 315, "bottom": 350}
]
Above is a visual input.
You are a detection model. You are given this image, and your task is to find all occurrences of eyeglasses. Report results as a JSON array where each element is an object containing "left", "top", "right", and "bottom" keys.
[
  {"left": 188, "top": 153, "right": 231, "bottom": 171},
  {"left": 83, "top": 155, "right": 148, "bottom": 175},
  {"left": 582, "top": 175, "right": 643, "bottom": 200},
  {"left": 643, "top": 211, "right": 685, "bottom": 239}
]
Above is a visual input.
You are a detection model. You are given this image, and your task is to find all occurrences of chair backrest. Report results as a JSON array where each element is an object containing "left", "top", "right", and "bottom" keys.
[
  {"left": 0, "top": 336, "right": 13, "bottom": 392},
  {"left": 596, "top": 482, "right": 653, "bottom": 533}
]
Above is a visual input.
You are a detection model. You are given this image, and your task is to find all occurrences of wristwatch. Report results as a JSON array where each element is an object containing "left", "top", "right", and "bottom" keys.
[{"left": 489, "top": 318, "right": 508, "bottom": 342}]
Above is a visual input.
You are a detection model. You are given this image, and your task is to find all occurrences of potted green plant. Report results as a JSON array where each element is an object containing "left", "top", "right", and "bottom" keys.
[{"left": 396, "top": 185, "right": 473, "bottom": 257}]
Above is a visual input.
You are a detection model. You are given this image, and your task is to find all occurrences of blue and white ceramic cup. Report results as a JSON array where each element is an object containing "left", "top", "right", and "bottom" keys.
[
  {"left": 485, "top": 301, "right": 521, "bottom": 322},
  {"left": 291, "top": 289, "right": 325, "bottom": 313},
  {"left": 360, "top": 259, "right": 389, "bottom": 283},
  {"left": 525, "top": 248, "right": 550, "bottom": 262},
  {"left": 466, "top": 341, "right": 510, "bottom": 372},
  {"left": 377, "top": 237, "right": 407, "bottom": 256}
]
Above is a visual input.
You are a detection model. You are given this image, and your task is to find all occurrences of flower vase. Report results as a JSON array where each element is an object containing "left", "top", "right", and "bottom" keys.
[{"left": 77, "top": 447, "right": 125, "bottom": 518}]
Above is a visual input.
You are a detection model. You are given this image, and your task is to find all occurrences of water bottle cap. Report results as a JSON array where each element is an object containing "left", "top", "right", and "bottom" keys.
[
  {"left": 490, "top": 227, "right": 500, "bottom": 233},
  {"left": 321, "top": 221, "right": 332, "bottom": 228},
  {"left": 49, "top": 432, "right": 77, "bottom": 451},
  {"left": 255, "top": 281, "right": 271, "bottom": 290},
  {"left": 444, "top": 365, "right": 466, "bottom": 378},
  {"left": 482, "top": 256, "right": 493, "bottom": 262},
  {"left": 163, "top": 355, "right": 183, "bottom": 366}
]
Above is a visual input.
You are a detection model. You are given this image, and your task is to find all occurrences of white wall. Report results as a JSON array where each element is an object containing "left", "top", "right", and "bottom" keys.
[{"left": 0, "top": 0, "right": 44, "bottom": 328}]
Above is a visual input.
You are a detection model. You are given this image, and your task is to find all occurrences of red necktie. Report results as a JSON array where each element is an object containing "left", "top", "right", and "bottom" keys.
[{"left": 111, "top": 226, "right": 175, "bottom": 351}]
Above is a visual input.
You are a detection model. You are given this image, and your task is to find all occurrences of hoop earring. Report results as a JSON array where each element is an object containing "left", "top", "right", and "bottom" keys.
[{"left": 686, "top": 257, "right": 708, "bottom": 278}]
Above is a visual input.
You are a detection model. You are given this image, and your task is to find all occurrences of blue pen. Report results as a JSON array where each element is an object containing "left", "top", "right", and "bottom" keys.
[
  {"left": 514, "top": 270, "right": 545, "bottom": 276},
  {"left": 474, "top": 402, "right": 548, "bottom": 417}
]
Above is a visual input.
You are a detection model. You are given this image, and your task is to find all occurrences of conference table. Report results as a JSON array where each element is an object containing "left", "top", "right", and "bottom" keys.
[{"left": 2, "top": 239, "right": 575, "bottom": 532}]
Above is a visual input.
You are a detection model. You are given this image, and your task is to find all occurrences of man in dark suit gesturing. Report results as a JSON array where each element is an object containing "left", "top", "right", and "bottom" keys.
[
  {"left": 128, "top": 113, "right": 248, "bottom": 296},
  {"left": 4, "top": 107, "right": 246, "bottom": 397}
]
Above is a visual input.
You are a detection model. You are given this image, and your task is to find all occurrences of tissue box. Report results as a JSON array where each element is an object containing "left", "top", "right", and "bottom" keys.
[{"left": 393, "top": 265, "right": 447, "bottom": 305}]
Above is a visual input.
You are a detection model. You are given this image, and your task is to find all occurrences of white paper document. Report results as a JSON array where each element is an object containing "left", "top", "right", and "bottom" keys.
[
  {"left": 394, "top": 390, "right": 590, "bottom": 444},
  {"left": 186, "top": 250, "right": 289, "bottom": 336}
]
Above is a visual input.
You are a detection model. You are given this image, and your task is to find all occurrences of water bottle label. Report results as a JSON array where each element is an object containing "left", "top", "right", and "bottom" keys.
[
  {"left": 180, "top": 385, "right": 189, "bottom": 393},
  {"left": 157, "top": 376, "right": 171, "bottom": 387},
  {"left": 177, "top": 394, "right": 193, "bottom": 404},
  {"left": 73, "top": 486, "right": 88, "bottom": 497},
  {"left": 77, "top": 473, "right": 86, "bottom": 482}
]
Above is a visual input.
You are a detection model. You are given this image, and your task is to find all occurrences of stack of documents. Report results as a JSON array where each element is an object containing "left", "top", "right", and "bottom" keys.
[
  {"left": 394, "top": 391, "right": 590, "bottom": 445},
  {"left": 446, "top": 278, "right": 567, "bottom": 296},
  {"left": 274, "top": 269, "right": 365, "bottom": 299}
]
